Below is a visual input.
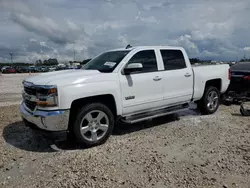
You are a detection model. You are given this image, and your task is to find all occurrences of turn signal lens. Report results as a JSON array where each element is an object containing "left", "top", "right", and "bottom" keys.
[
  {"left": 36, "top": 99, "right": 57, "bottom": 107},
  {"left": 49, "top": 88, "right": 57, "bottom": 94}
]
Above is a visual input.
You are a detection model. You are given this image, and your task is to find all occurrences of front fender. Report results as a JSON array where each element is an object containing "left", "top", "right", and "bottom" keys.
[{"left": 57, "top": 81, "right": 122, "bottom": 115}]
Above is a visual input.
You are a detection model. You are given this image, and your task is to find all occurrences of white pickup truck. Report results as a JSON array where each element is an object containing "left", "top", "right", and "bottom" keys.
[{"left": 20, "top": 46, "right": 230, "bottom": 147}]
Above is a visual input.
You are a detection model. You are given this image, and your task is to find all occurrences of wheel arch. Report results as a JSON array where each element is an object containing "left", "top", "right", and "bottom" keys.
[
  {"left": 204, "top": 79, "right": 222, "bottom": 93},
  {"left": 68, "top": 94, "right": 117, "bottom": 129}
]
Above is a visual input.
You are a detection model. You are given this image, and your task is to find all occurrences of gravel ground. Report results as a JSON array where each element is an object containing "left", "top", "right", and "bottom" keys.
[
  {"left": 0, "top": 103, "right": 249, "bottom": 188},
  {"left": 0, "top": 73, "right": 36, "bottom": 107}
]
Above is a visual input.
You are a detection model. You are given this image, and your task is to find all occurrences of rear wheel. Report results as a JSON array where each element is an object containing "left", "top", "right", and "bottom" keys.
[
  {"left": 198, "top": 86, "right": 220, "bottom": 115},
  {"left": 72, "top": 103, "right": 114, "bottom": 147}
]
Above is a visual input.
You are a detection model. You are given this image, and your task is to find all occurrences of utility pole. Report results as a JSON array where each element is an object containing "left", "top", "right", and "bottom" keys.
[
  {"left": 73, "top": 43, "right": 75, "bottom": 62},
  {"left": 9, "top": 53, "right": 13, "bottom": 63}
]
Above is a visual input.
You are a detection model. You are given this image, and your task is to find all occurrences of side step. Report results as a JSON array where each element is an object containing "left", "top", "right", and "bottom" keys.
[{"left": 123, "top": 103, "right": 189, "bottom": 124}]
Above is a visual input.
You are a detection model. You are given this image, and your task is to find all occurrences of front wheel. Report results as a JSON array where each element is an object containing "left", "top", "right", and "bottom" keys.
[
  {"left": 72, "top": 103, "right": 114, "bottom": 147},
  {"left": 198, "top": 86, "right": 220, "bottom": 115}
]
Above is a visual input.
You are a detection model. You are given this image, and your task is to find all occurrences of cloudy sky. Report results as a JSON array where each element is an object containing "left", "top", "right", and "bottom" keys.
[{"left": 0, "top": 0, "right": 250, "bottom": 63}]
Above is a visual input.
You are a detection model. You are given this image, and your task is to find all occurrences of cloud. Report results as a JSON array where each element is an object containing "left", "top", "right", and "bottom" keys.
[
  {"left": 1, "top": 0, "right": 250, "bottom": 63},
  {"left": 11, "top": 13, "right": 78, "bottom": 44}
]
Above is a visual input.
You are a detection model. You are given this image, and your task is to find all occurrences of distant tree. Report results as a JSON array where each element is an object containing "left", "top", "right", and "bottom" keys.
[
  {"left": 42, "top": 58, "right": 58, "bottom": 66},
  {"left": 35, "top": 59, "right": 42, "bottom": 65},
  {"left": 189, "top": 58, "right": 200, "bottom": 64},
  {"left": 240, "top": 58, "right": 250, "bottom": 62},
  {"left": 47, "top": 58, "right": 58, "bottom": 66},
  {"left": 43, "top": 60, "right": 48, "bottom": 64}
]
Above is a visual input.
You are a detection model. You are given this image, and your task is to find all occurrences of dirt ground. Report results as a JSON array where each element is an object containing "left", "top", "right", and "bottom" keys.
[
  {"left": 0, "top": 104, "right": 249, "bottom": 188},
  {"left": 0, "top": 74, "right": 34, "bottom": 107},
  {"left": 0, "top": 73, "right": 250, "bottom": 188}
]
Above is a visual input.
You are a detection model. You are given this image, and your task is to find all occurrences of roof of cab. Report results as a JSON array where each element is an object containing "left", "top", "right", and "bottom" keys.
[{"left": 108, "top": 45, "right": 184, "bottom": 52}]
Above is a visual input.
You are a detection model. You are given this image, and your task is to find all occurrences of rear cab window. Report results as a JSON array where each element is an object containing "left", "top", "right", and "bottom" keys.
[{"left": 160, "top": 49, "right": 187, "bottom": 71}]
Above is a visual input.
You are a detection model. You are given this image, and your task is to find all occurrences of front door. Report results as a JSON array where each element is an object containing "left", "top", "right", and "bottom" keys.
[{"left": 119, "top": 49, "right": 164, "bottom": 115}]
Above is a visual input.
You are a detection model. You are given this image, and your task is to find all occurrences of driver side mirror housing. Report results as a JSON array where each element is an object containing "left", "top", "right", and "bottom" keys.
[{"left": 123, "top": 63, "right": 143, "bottom": 75}]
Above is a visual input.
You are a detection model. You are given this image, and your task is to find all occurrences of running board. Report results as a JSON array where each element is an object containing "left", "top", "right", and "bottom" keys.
[{"left": 123, "top": 103, "right": 189, "bottom": 124}]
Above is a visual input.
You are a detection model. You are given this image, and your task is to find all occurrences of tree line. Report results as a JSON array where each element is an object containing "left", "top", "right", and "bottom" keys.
[{"left": 0, "top": 58, "right": 92, "bottom": 68}]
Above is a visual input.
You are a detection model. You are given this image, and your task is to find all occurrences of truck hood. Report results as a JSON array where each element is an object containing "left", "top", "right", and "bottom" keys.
[{"left": 24, "top": 70, "right": 101, "bottom": 86}]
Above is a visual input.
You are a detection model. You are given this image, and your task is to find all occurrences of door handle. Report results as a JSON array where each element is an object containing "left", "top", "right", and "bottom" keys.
[
  {"left": 153, "top": 76, "right": 162, "bottom": 81},
  {"left": 185, "top": 73, "right": 192, "bottom": 77}
]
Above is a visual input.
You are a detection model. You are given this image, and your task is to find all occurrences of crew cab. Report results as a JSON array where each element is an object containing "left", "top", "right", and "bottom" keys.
[{"left": 20, "top": 46, "right": 230, "bottom": 147}]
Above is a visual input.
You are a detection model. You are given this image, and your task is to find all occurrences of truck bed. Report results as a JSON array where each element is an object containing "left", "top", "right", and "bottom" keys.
[{"left": 192, "top": 64, "right": 230, "bottom": 101}]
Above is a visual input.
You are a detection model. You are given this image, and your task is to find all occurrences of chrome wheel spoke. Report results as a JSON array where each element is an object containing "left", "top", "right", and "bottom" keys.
[
  {"left": 81, "top": 126, "right": 90, "bottom": 135},
  {"left": 98, "top": 124, "right": 108, "bottom": 132},
  {"left": 96, "top": 112, "right": 105, "bottom": 123},
  {"left": 91, "top": 130, "right": 98, "bottom": 141},
  {"left": 85, "top": 113, "right": 93, "bottom": 123},
  {"left": 213, "top": 96, "right": 218, "bottom": 102}
]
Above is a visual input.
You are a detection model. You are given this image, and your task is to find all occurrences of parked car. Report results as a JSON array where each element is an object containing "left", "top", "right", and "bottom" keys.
[
  {"left": 20, "top": 46, "right": 230, "bottom": 147},
  {"left": 222, "top": 62, "right": 250, "bottom": 104},
  {"left": 1, "top": 66, "right": 10, "bottom": 72},
  {"left": 48, "top": 66, "right": 56, "bottom": 72},
  {"left": 2, "top": 66, "right": 16, "bottom": 73},
  {"left": 27, "top": 66, "right": 37, "bottom": 73}
]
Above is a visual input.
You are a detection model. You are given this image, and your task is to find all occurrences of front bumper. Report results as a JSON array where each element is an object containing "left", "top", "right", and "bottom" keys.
[{"left": 20, "top": 102, "right": 70, "bottom": 132}]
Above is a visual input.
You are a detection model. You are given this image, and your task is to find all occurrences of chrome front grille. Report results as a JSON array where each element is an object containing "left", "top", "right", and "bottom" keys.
[
  {"left": 23, "top": 82, "right": 37, "bottom": 111},
  {"left": 24, "top": 99, "right": 36, "bottom": 111},
  {"left": 24, "top": 86, "right": 36, "bottom": 96}
]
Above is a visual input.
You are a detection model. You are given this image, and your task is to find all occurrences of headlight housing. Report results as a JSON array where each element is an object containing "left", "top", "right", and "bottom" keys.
[{"left": 36, "top": 86, "right": 58, "bottom": 107}]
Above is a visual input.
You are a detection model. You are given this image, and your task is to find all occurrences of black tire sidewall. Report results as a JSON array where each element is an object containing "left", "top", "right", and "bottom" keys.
[
  {"left": 73, "top": 103, "right": 114, "bottom": 147},
  {"left": 200, "top": 86, "right": 220, "bottom": 114}
]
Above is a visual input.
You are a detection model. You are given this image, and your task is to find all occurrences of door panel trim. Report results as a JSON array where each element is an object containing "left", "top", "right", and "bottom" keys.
[
  {"left": 163, "top": 94, "right": 191, "bottom": 100},
  {"left": 123, "top": 97, "right": 163, "bottom": 108}
]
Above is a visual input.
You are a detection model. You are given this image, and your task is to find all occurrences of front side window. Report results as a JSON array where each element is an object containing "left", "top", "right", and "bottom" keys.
[
  {"left": 83, "top": 50, "right": 130, "bottom": 73},
  {"left": 160, "top": 50, "right": 186, "bottom": 71},
  {"left": 126, "top": 50, "right": 158, "bottom": 73}
]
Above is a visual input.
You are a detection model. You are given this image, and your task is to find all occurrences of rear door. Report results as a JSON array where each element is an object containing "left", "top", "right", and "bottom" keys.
[
  {"left": 159, "top": 49, "right": 193, "bottom": 105},
  {"left": 119, "top": 49, "right": 164, "bottom": 115}
]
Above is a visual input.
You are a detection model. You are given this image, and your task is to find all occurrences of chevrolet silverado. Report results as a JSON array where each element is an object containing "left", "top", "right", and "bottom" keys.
[{"left": 20, "top": 46, "right": 230, "bottom": 147}]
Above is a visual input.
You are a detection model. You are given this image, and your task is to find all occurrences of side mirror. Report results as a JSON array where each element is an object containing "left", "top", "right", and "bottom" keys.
[{"left": 124, "top": 63, "right": 143, "bottom": 75}]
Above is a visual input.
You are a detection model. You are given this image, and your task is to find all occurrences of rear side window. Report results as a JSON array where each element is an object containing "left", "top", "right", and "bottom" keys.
[
  {"left": 160, "top": 50, "right": 186, "bottom": 70},
  {"left": 127, "top": 50, "right": 158, "bottom": 73}
]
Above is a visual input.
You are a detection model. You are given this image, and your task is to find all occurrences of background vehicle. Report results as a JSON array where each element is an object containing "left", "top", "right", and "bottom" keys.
[
  {"left": 223, "top": 62, "right": 250, "bottom": 104},
  {"left": 28, "top": 66, "right": 36, "bottom": 73},
  {"left": 20, "top": 46, "right": 230, "bottom": 147},
  {"left": 2, "top": 66, "right": 16, "bottom": 73}
]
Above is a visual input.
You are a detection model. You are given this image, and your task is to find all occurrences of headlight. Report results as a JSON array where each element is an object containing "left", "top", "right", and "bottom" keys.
[{"left": 36, "top": 86, "right": 58, "bottom": 107}]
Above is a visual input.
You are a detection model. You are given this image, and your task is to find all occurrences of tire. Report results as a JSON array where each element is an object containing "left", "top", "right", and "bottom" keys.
[
  {"left": 198, "top": 86, "right": 220, "bottom": 115},
  {"left": 72, "top": 103, "right": 114, "bottom": 147}
]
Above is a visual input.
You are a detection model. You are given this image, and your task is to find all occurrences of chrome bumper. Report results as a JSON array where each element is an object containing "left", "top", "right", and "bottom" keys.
[{"left": 20, "top": 102, "right": 70, "bottom": 131}]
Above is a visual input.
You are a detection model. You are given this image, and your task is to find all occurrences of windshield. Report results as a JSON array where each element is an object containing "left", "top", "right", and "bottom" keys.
[{"left": 82, "top": 50, "right": 130, "bottom": 73}]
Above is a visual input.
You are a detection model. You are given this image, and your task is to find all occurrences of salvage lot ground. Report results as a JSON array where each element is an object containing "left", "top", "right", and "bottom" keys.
[
  {"left": 0, "top": 74, "right": 250, "bottom": 188},
  {"left": 0, "top": 73, "right": 33, "bottom": 107}
]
